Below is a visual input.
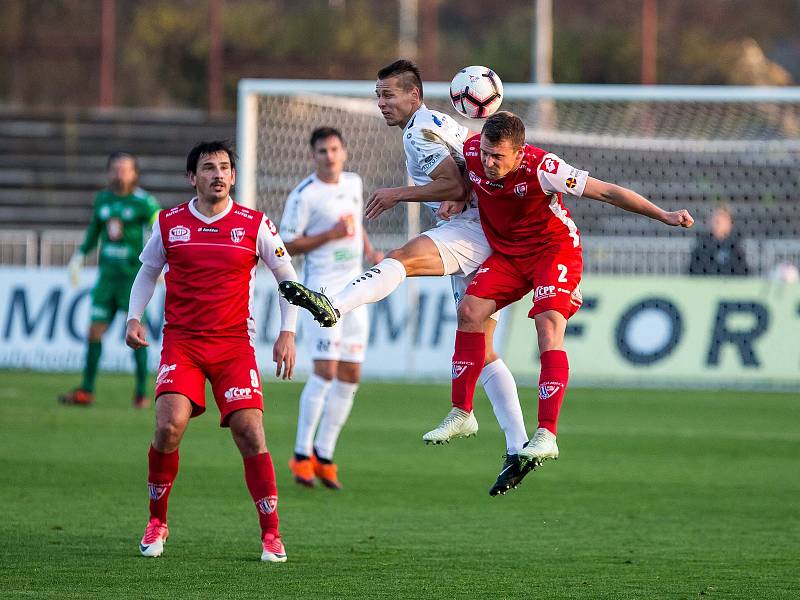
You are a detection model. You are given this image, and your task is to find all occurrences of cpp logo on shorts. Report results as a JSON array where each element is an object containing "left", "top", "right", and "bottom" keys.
[
  {"left": 534, "top": 285, "right": 556, "bottom": 302},
  {"left": 156, "top": 363, "right": 176, "bottom": 385},
  {"left": 256, "top": 495, "right": 278, "bottom": 515},
  {"left": 168, "top": 226, "right": 190, "bottom": 243},
  {"left": 539, "top": 381, "right": 563, "bottom": 400},
  {"left": 230, "top": 227, "right": 245, "bottom": 243},
  {"left": 224, "top": 387, "right": 253, "bottom": 402}
]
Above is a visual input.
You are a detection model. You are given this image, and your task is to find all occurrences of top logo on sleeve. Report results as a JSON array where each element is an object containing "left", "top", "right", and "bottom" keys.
[{"left": 168, "top": 226, "right": 190, "bottom": 243}]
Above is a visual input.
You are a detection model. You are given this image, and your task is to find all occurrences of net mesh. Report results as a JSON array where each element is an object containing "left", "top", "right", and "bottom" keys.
[{"left": 251, "top": 88, "right": 800, "bottom": 279}]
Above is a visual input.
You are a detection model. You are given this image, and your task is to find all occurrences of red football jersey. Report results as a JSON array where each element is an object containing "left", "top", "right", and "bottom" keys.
[
  {"left": 463, "top": 135, "right": 589, "bottom": 256},
  {"left": 140, "top": 198, "right": 291, "bottom": 339}
]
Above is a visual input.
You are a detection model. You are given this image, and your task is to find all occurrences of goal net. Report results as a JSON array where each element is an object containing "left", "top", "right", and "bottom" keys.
[{"left": 237, "top": 80, "right": 800, "bottom": 277}]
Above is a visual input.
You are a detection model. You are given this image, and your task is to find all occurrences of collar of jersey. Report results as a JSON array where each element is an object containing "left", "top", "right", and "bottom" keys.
[
  {"left": 188, "top": 196, "right": 233, "bottom": 224},
  {"left": 404, "top": 104, "right": 427, "bottom": 131}
]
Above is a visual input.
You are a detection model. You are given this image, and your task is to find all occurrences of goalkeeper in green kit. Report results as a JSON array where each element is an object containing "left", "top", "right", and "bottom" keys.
[{"left": 59, "top": 152, "right": 160, "bottom": 408}]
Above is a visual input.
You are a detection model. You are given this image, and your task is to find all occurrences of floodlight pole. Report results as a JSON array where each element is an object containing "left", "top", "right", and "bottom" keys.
[
  {"left": 532, "top": 0, "right": 553, "bottom": 84},
  {"left": 208, "top": 0, "right": 223, "bottom": 114},
  {"left": 99, "top": 0, "right": 115, "bottom": 107}
]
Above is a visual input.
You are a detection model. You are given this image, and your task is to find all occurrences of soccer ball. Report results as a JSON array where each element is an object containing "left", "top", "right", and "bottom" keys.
[{"left": 449, "top": 66, "right": 504, "bottom": 119}]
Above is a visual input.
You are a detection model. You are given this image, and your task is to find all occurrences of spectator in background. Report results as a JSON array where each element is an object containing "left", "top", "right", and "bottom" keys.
[
  {"left": 688, "top": 204, "right": 750, "bottom": 276},
  {"left": 59, "top": 152, "right": 160, "bottom": 408}
]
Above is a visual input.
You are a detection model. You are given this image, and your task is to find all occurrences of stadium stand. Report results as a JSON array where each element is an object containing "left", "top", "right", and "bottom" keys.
[{"left": 0, "top": 107, "right": 234, "bottom": 265}]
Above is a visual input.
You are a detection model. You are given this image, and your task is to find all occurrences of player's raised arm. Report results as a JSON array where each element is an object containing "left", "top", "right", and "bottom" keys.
[
  {"left": 582, "top": 177, "right": 694, "bottom": 228},
  {"left": 365, "top": 156, "right": 467, "bottom": 220}
]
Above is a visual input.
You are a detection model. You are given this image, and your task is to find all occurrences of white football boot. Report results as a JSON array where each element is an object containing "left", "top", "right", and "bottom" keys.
[
  {"left": 261, "top": 533, "right": 288, "bottom": 563},
  {"left": 422, "top": 407, "right": 479, "bottom": 444},
  {"left": 518, "top": 427, "right": 559, "bottom": 469},
  {"left": 139, "top": 518, "right": 169, "bottom": 557}
]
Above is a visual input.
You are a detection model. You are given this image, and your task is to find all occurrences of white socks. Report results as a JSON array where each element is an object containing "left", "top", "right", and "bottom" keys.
[
  {"left": 293, "top": 374, "right": 331, "bottom": 457},
  {"left": 314, "top": 380, "right": 358, "bottom": 461},
  {"left": 479, "top": 359, "right": 528, "bottom": 454},
  {"left": 330, "top": 258, "right": 407, "bottom": 316}
]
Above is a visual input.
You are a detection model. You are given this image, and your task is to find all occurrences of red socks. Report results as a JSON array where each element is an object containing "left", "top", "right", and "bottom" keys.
[
  {"left": 243, "top": 452, "right": 279, "bottom": 537},
  {"left": 538, "top": 350, "right": 569, "bottom": 435},
  {"left": 451, "top": 330, "right": 485, "bottom": 413},
  {"left": 148, "top": 446, "right": 179, "bottom": 523}
]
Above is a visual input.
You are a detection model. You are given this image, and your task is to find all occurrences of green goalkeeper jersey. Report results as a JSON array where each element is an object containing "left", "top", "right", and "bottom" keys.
[{"left": 79, "top": 187, "right": 161, "bottom": 278}]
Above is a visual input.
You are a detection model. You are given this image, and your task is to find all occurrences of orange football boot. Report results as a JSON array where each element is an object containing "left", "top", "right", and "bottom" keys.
[
  {"left": 311, "top": 454, "right": 342, "bottom": 490},
  {"left": 288, "top": 457, "right": 315, "bottom": 487}
]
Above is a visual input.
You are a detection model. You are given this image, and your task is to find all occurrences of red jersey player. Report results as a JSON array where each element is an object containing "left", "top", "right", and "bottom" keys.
[
  {"left": 455, "top": 112, "right": 694, "bottom": 494},
  {"left": 124, "top": 141, "right": 299, "bottom": 562}
]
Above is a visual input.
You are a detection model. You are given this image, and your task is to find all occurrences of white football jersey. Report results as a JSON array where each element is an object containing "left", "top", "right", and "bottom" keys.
[
  {"left": 280, "top": 172, "right": 364, "bottom": 291},
  {"left": 403, "top": 104, "right": 478, "bottom": 220}
]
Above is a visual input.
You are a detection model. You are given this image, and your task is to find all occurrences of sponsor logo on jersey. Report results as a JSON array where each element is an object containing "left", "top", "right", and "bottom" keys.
[
  {"left": 565, "top": 177, "right": 577, "bottom": 189},
  {"left": 486, "top": 180, "right": 503, "bottom": 189},
  {"left": 156, "top": 363, "right": 176, "bottom": 385},
  {"left": 256, "top": 495, "right": 278, "bottom": 515},
  {"left": 274, "top": 246, "right": 285, "bottom": 258},
  {"left": 198, "top": 227, "right": 219, "bottom": 233},
  {"left": 542, "top": 157, "right": 560, "bottom": 174},
  {"left": 431, "top": 114, "right": 443, "bottom": 127},
  {"left": 476, "top": 267, "right": 490, "bottom": 274},
  {"left": 168, "top": 226, "right": 190, "bottom": 243},
  {"left": 514, "top": 183, "right": 528, "bottom": 197},
  {"left": 147, "top": 482, "right": 172, "bottom": 501},
  {"left": 166, "top": 206, "right": 185, "bottom": 217},
  {"left": 264, "top": 218, "right": 278, "bottom": 235},
  {"left": 422, "top": 153, "right": 440, "bottom": 166},
  {"left": 224, "top": 386, "right": 252, "bottom": 402},
  {"left": 106, "top": 217, "right": 124, "bottom": 241},
  {"left": 233, "top": 209, "right": 254, "bottom": 220},
  {"left": 230, "top": 227, "right": 245, "bottom": 243},
  {"left": 465, "top": 150, "right": 479, "bottom": 157},
  {"left": 534, "top": 285, "right": 557, "bottom": 301},
  {"left": 452, "top": 360, "right": 473, "bottom": 379},
  {"left": 539, "top": 381, "right": 563, "bottom": 400}
]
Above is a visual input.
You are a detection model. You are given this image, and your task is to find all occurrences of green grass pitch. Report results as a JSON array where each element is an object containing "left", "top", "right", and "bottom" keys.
[{"left": 0, "top": 371, "right": 798, "bottom": 599}]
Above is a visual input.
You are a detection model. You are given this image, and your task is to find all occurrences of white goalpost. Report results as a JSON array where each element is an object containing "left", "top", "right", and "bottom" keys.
[{"left": 236, "top": 79, "right": 800, "bottom": 274}]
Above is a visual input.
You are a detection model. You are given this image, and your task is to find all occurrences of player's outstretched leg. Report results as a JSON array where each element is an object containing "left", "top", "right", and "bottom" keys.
[
  {"left": 279, "top": 281, "right": 339, "bottom": 327},
  {"left": 488, "top": 453, "right": 536, "bottom": 497}
]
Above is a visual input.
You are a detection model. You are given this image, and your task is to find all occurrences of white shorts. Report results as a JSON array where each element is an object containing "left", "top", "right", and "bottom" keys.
[
  {"left": 422, "top": 215, "right": 500, "bottom": 321},
  {"left": 422, "top": 215, "right": 491, "bottom": 278},
  {"left": 301, "top": 304, "right": 369, "bottom": 363}
]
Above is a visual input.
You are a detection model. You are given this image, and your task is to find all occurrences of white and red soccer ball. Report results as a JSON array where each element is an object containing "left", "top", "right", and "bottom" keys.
[{"left": 449, "top": 66, "right": 504, "bottom": 119}]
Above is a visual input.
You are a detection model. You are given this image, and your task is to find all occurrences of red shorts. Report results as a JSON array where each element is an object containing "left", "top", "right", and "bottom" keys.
[
  {"left": 467, "top": 249, "right": 583, "bottom": 319},
  {"left": 155, "top": 334, "right": 264, "bottom": 427}
]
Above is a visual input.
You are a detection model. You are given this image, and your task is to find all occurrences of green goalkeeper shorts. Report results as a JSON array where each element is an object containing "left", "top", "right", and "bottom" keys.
[{"left": 90, "top": 273, "right": 136, "bottom": 323}]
